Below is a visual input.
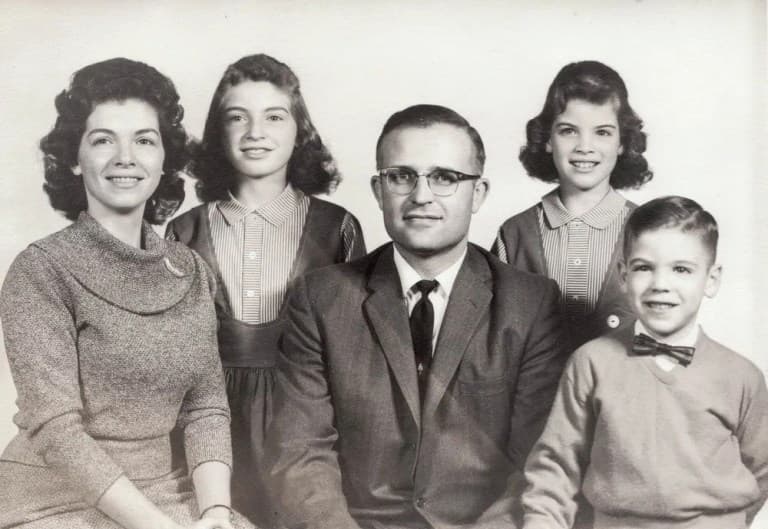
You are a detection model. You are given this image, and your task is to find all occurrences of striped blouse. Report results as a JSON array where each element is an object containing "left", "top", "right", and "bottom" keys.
[
  {"left": 170, "top": 184, "right": 360, "bottom": 324},
  {"left": 537, "top": 187, "right": 629, "bottom": 316}
]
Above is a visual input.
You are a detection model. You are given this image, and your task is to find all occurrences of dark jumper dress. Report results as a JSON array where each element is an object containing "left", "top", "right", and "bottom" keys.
[{"left": 167, "top": 197, "right": 366, "bottom": 527}]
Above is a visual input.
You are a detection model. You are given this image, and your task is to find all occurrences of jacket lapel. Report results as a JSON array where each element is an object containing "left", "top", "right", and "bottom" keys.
[
  {"left": 423, "top": 246, "right": 492, "bottom": 418},
  {"left": 363, "top": 245, "right": 421, "bottom": 427}
]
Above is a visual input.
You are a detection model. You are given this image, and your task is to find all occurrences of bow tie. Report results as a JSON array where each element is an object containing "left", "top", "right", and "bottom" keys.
[{"left": 632, "top": 333, "right": 695, "bottom": 367}]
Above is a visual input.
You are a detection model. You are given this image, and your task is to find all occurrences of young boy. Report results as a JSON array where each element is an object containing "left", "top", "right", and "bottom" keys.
[{"left": 521, "top": 196, "right": 768, "bottom": 529}]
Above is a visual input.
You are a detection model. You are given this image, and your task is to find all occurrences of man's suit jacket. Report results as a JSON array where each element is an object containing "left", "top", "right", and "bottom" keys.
[{"left": 265, "top": 243, "right": 567, "bottom": 529}]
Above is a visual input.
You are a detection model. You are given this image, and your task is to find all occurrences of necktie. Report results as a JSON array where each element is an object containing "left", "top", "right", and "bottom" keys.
[
  {"left": 632, "top": 333, "right": 695, "bottom": 367},
  {"left": 410, "top": 279, "right": 439, "bottom": 399}
]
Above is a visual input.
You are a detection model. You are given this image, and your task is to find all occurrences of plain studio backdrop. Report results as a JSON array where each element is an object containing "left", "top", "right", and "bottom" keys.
[{"left": 0, "top": 0, "right": 766, "bottom": 523}]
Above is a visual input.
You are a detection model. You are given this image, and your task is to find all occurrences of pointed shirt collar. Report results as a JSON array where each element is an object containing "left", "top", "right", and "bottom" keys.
[
  {"left": 541, "top": 187, "right": 626, "bottom": 230},
  {"left": 216, "top": 183, "right": 303, "bottom": 227},
  {"left": 392, "top": 245, "right": 466, "bottom": 301}
]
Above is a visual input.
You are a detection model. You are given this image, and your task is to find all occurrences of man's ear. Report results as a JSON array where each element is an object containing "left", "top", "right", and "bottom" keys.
[
  {"left": 370, "top": 176, "right": 384, "bottom": 211},
  {"left": 72, "top": 165, "right": 82, "bottom": 176},
  {"left": 471, "top": 178, "right": 490, "bottom": 213}
]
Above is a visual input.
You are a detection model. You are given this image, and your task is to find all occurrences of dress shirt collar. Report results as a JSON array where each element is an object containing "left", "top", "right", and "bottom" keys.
[
  {"left": 634, "top": 320, "right": 700, "bottom": 348},
  {"left": 392, "top": 245, "right": 466, "bottom": 302},
  {"left": 541, "top": 186, "right": 626, "bottom": 230},
  {"left": 216, "top": 183, "right": 303, "bottom": 227}
]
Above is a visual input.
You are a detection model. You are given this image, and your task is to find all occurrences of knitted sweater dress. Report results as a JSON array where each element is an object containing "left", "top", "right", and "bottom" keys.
[{"left": 0, "top": 213, "right": 254, "bottom": 529}]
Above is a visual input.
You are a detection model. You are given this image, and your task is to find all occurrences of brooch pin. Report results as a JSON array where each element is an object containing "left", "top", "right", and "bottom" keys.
[{"left": 164, "top": 257, "right": 186, "bottom": 278}]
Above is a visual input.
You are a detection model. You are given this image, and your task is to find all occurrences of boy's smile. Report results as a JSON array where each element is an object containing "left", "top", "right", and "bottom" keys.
[{"left": 620, "top": 227, "right": 721, "bottom": 344}]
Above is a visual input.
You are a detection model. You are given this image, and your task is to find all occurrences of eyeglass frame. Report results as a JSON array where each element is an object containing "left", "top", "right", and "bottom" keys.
[{"left": 374, "top": 166, "right": 482, "bottom": 197}]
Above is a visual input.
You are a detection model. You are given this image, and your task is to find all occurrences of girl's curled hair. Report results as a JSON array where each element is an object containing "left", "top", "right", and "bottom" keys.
[
  {"left": 519, "top": 60, "right": 653, "bottom": 190},
  {"left": 191, "top": 54, "right": 340, "bottom": 202}
]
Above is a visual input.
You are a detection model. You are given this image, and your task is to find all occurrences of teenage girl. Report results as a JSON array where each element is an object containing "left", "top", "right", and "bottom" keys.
[{"left": 167, "top": 54, "right": 366, "bottom": 527}]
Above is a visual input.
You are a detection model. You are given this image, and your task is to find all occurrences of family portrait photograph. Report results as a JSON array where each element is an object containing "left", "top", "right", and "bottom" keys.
[{"left": 0, "top": 1, "right": 765, "bottom": 528}]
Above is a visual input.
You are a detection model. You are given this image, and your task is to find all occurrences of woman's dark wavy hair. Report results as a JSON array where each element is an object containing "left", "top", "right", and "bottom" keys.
[
  {"left": 191, "top": 54, "right": 340, "bottom": 202},
  {"left": 40, "top": 57, "right": 189, "bottom": 224},
  {"left": 519, "top": 60, "right": 653, "bottom": 190}
]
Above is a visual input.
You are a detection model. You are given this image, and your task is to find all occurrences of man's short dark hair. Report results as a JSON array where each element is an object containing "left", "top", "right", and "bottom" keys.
[{"left": 375, "top": 104, "right": 485, "bottom": 172}]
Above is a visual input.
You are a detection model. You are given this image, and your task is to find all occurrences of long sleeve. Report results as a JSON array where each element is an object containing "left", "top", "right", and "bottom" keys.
[
  {"left": 522, "top": 351, "right": 595, "bottom": 529},
  {"left": 508, "top": 279, "right": 567, "bottom": 466},
  {"left": 0, "top": 248, "right": 125, "bottom": 504},
  {"left": 265, "top": 275, "right": 361, "bottom": 529},
  {"left": 177, "top": 254, "right": 232, "bottom": 472},
  {"left": 177, "top": 365, "right": 232, "bottom": 473},
  {"left": 340, "top": 212, "right": 366, "bottom": 262},
  {"left": 490, "top": 228, "right": 509, "bottom": 263},
  {"left": 738, "top": 368, "right": 768, "bottom": 525}
]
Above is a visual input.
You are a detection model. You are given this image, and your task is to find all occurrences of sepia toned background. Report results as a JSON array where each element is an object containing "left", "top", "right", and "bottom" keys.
[{"left": 0, "top": 0, "right": 766, "bottom": 523}]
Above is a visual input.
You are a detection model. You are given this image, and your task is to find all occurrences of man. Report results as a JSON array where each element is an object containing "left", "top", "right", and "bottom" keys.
[{"left": 266, "top": 105, "right": 566, "bottom": 529}]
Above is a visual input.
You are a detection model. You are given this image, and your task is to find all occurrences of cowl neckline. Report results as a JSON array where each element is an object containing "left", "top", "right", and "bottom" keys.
[{"left": 32, "top": 212, "right": 197, "bottom": 314}]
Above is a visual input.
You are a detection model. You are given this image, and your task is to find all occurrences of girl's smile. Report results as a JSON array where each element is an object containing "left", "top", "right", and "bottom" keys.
[
  {"left": 220, "top": 80, "right": 297, "bottom": 184},
  {"left": 547, "top": 98, "right": 623, "bottom": 196}
]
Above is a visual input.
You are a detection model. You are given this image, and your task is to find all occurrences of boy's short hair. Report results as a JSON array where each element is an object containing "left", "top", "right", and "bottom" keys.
[{"left": 624, "top": 196, "right": 719, "bottom": 263}]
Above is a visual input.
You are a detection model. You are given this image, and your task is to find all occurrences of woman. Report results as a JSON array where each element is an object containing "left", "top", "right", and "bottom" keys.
[
  {"left": 166, "top": 54, "right": 365, "bottom": 526},
  {"left": 0, "top": 58, "right": 254, "bottom": 529}
]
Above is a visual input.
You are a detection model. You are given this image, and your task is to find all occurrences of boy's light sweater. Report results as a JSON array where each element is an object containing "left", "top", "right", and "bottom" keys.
[{"left": 522, "top": 325, "right": 768, "bottom": 529}]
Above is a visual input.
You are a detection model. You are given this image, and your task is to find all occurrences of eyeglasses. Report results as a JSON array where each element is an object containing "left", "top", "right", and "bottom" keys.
[{"left": 376, "top": 167, "right": 481, "bottom": 197}]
